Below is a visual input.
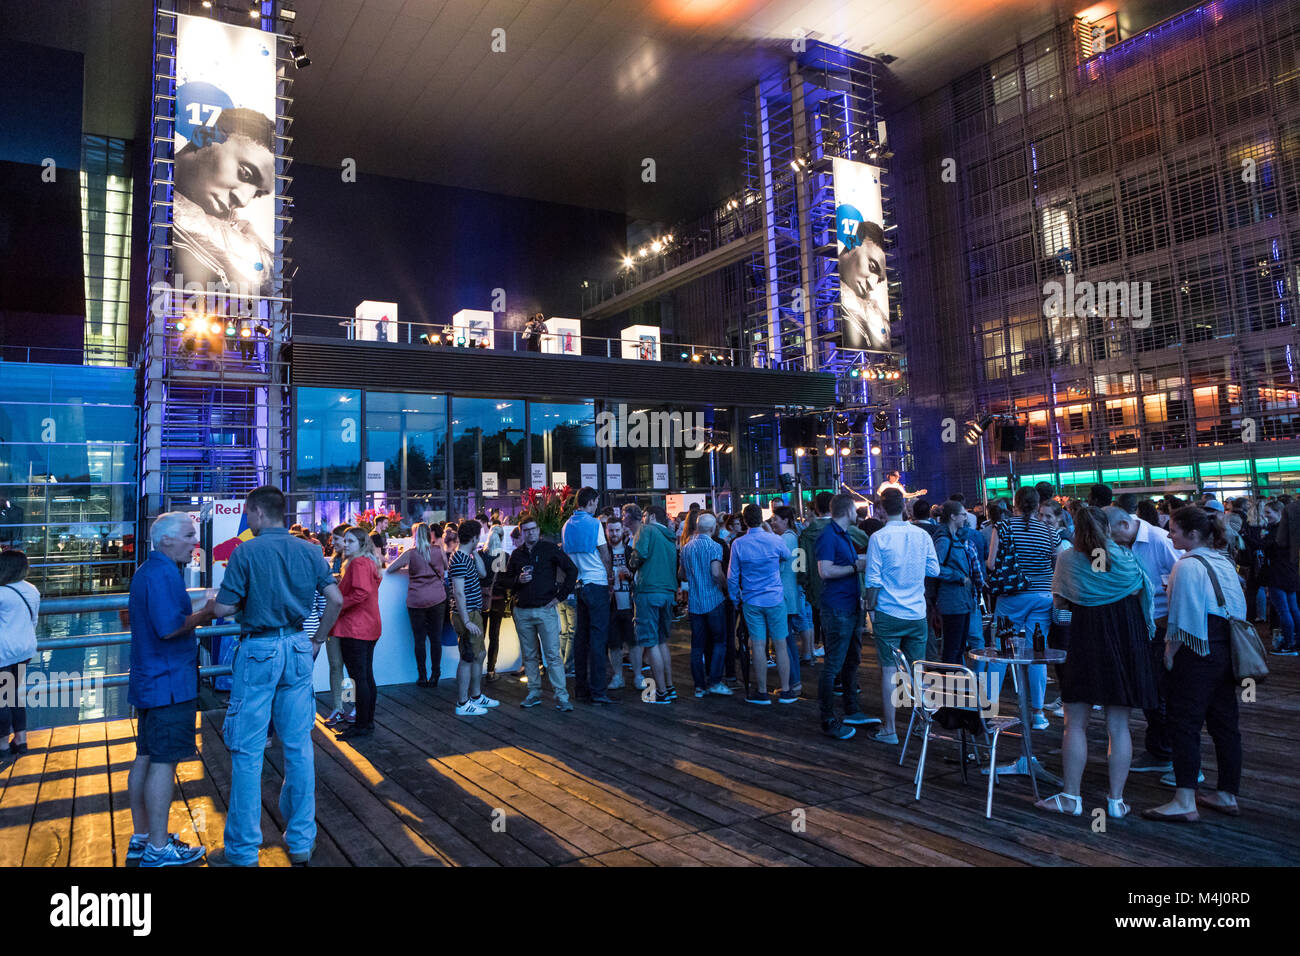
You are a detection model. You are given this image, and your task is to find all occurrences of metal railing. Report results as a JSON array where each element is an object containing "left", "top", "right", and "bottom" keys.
[
  {"left": 290, "top": 313, "right": 765, "bottom": 367},
  {"left": 36, "top": 588, "right": 235, "bottom": 690}
]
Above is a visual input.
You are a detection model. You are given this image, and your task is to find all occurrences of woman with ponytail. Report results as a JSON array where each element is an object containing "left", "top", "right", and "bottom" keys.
[
  {"left": 1036, "top": 506, "right": 1157, "bottom": 818},
  {"left": 1142, "top": 506, "right": 1244, "bottom": 822}
]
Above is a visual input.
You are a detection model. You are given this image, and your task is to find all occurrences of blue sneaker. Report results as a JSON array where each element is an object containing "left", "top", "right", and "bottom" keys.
[{"left": 139, "top": 835, "right": 205, "bottom": 867}]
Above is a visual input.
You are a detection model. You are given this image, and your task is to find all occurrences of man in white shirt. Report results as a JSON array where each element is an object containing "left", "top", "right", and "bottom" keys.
[
  {"left": 875, "top": 471, "right": 905, "bottom": 497},
  {"left": 864, "top": 488, "right": 940, "bottom": 744},
  {"left": 1105, "top": 505, "right": 1181, "bottom": 774}
]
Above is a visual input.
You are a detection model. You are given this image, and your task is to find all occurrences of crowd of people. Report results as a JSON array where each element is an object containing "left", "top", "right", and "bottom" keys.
[{"left": 11, "top": 474, "right": 1281, "bottom": 865}]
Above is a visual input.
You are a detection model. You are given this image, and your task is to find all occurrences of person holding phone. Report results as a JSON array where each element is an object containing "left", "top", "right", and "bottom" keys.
[{"left": 503, "top": 518, "right": 578, "bottom": 710}]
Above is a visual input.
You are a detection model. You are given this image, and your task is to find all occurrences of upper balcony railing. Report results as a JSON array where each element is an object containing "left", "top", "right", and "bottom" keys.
[{"left": 290, "top": 313, "right": 784, "bottom": 369}]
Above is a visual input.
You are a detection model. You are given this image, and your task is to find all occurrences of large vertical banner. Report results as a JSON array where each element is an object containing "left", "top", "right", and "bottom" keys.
[
  {"left": 172, "top": 14, "right": 277, "bottom": 298},
  {"left": 832, "top": 159, "right": 890, "bottom": 351}
]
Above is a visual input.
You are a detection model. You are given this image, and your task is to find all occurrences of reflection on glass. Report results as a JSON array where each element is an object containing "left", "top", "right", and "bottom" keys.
[
  {"left": 295, "top": 387, "right": 362, "bottom": 489},
  {"left": 528, "top": 401, "right": 594, "bottom": 487}
]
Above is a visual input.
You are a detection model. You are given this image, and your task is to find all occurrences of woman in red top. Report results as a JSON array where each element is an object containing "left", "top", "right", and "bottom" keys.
[
  {"left": 386, "top": 522, "right": 448, "bottom": 687},
  {"left": 332, "top": 526, "right": 383, "bottom": 739}
]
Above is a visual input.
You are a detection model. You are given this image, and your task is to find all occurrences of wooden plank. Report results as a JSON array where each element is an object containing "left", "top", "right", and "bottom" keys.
[
  {"left": 68, "top": 721, "right": 114, "bottom": 867},
  {"left": 0, "top": 728, "right": 53, "bottom": 867},
  {"left": 23, "top": 725, "right": 81, "bottom": 865},
  {"left": 103, "top": 718, "right": 138, "bottom": 866}
]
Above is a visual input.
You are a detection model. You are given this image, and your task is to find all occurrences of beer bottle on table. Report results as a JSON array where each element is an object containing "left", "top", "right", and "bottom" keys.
[{"left": 1032, "top": 623, "right": 1046, "bottom": 653}]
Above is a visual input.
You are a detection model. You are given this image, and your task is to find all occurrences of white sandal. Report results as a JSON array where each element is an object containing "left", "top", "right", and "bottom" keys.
[
  {"left": 1107, "top": 797, "right": 1130, "bottom": 819},
  {"left": 1035, "top": 792, "right": 1082, "bottom": 816}
]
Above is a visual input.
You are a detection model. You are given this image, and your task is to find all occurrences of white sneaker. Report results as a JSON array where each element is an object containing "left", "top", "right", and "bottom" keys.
[
  {"left": 1032, "top": 712, "right": 1050, "bottom": 731},
  {"left": 471, "top": 694, "right": 499, "bottom": 709},
  {"left": 633, "top": 676, "right": 646, "bottom": 691},
  {"left": 1046, "top": 698, "right": 1064, "bottom": 717},
  {"left": 1107, "top": 797, "right": 1130, "bottom": 819},
  {"left": 455, "top": 700, "right": 487, "bottom": 717},
  {"left": 707, "top": 682, "right": 733, "bottom": 696}
]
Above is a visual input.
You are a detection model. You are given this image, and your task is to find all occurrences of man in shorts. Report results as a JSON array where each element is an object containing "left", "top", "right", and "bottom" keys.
[
  {"left": 126, "top": 512, "right": 218, "bottom": 866},
  {"left": 449, "top": 519, "right": 498, "bottom": 716}
]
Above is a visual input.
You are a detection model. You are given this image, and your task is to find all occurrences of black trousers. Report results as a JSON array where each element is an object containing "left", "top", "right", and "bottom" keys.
[
  {"left": 339, "top": 637, "right": 378, "bottom": 730},
  {"left": 941, "top": 613, "right": 971, "bottom": 665},
  {"left": 0, "top": 662, "right": 28, "bottom": 737},
  {"left": 722, "top": 599, "right": 738, "bottom": 679},
  {"left": 1142, "top": 624, "right": 1171, "bottom": 760},
  {"left": 408, "top": 602, "right": 446, "bottom": 682},
  {"left": 1167, "top": 623, "right": 1241, "bottom": 794},
  {"left": 484, "top": 601, "right": 504, "bottom": 672}
]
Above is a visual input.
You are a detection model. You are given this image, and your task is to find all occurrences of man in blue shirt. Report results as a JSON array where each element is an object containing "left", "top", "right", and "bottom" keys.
[
  {"left": 816, "top": 494, "right": 878, "bottom": 739},
  {"left": 727, "top": 504, "right": 795, "bottom": 705},
  {"left": 127, "top": 513, "right": 216, "bottom": 866},
  {"left": 679, "top": 513, "right": 731, "bottom": 698}
]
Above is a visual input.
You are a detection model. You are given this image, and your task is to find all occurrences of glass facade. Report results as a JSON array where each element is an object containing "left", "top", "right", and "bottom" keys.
[
  {"left": 290, "top": 388, "right": 785, "bottom": 524},
  {"left": 900, "top": 0, "right": 1300, "bottom": 497},
  {"left": 0, "top": 363, "right": 138, "bottom": 595}
]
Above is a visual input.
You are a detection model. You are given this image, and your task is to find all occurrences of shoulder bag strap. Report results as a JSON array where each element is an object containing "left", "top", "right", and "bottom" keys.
[
  {"left": 3, "top": 584, "right": 36, "bottom": 625},
  {"left": 1190, "top": 555, "right": 1228, "bottom": 611}
]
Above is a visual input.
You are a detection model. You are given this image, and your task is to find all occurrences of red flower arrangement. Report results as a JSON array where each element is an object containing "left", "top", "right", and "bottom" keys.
[
  {"left": 351, "top": 508, "right": 402, "bottom": 533},
  {"left": 518, "top": 485, "right": 576, "bottom": 537}
]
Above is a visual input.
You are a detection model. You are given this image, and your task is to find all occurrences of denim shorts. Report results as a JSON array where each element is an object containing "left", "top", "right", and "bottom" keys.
[
  {"left": 635, "top": 592, "right": 673, "bottom": 647},
  {"left": 742, "top": 602, "right": 788, "bottom": 643},
  {"left": 788, "top": 604, "right": 811, "bottom": 634},
  {"left": 136, "top": 698, "right": 198, "bottom": 763}
]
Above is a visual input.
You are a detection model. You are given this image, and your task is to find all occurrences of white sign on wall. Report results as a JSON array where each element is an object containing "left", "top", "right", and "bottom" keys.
[
  {"left": 605, "top": 464, "right": 623, "bottom": 489},
  {"left": 530, "top": 463, "right": 546, "bottom": 489},
  {"left": 652, "top": 464, "right": 669, "bottom": 489},
  {"left": 580, "top": 463, "right": 598, "bottom": 488},
  {"left": 482, "top": 471, "right": 499, "bottom": 493},
  {"left": 552, "top": 471, "right": 567, "bottom": 488},
  {"left": 365, "top": 461, "right": 385, "bottom": 491}
]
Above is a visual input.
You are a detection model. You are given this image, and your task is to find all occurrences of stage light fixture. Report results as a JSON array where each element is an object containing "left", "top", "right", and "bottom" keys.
[
  {"left": 175, "top": 319, "right": 187, "bottom": 333},
  {"left": 795, "top": 447, "right": 806, "bottom": 457},
  {"left": 456, "top": 337, "right": 466, "bottom": 346},
  {"left": 279, "top": 7, "right": 297, "bottom": 22},
  {"left": 723, "top": 445, "right": 734, "bottom": 454},
  {"left": 870, "top": 443, "right": 882, "bottom": 456},
  {"left": 201, "top": 0, "right": 211, "bottom": 7},
  {"left": 225, "top": 322, "right": 237, "bottom": 337},
  {"left": 209, "top": 321, "right": 223, "bottom": 335},
  {"left": 651, "top": 240, "right": 663, "bottom": 253},
  {"left": 622, "top": 256, "right": 634, "bottom": 268},
  {"left": 249, "top": 3, "right": 260, "bottom": 19},
  {"left": 691, "top": 353, "right": 702, "bottom": 362},
  {"left": 824, "top": 447, "right": 834, "bottom": 456},
  {"left": 239, "top": 325, "right": 252, "bottom": 338},
  {"left": 849, "top": 366, "right": 860, "bottom": 378},
  {"left": 253, "top": 323, "right": 271, "bottom": 335},
  {"left": 872, "top": 411, "right": 890, "bottom": 431},
  {"left": 290, "top": 43, "right": 311, "bottom": 68},
  {"left": 840, "top": 446, "right": 851, "bottom": 456},
  {"left": 638, "top": 247, "right": 648, "bottom": 258}
]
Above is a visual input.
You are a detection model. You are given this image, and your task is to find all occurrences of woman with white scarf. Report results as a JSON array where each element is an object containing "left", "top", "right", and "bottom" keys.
[
  {"left": 1142, "top": 506, "right": 1245, "bottom": 822},
  {"left": 1037, "top": 507, "right": 1157, "bottom": 818}
]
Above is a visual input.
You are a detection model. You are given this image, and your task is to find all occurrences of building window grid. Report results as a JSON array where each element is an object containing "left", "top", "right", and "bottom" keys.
[{"left": 943, "top": 0, "right": 1300, "bottom": 491}]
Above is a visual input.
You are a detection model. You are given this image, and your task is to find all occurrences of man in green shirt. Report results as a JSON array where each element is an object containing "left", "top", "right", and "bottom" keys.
[{"left": 634, "top": 505, "right": 680, "bottom": 704}]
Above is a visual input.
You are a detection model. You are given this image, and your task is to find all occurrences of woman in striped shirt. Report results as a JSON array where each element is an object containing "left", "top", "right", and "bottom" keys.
[{"left": 987, "top": 485, "right": 1061, "bottom": 730}]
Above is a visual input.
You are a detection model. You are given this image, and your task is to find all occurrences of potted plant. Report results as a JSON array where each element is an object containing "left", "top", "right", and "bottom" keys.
[{"left": 518, "top": 485, "right": 575, "bottom": 541}]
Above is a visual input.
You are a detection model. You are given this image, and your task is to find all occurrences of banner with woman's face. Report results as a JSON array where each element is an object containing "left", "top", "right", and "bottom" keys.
[
  {"left": 172, "top": 14, "right": 277, "bottom": 298},
  {"left": 832, "top": 158, "right": 890, "bottom": 351}
]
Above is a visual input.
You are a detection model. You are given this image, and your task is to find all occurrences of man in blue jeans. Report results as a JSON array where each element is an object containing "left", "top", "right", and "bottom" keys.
[
  {"left": 816, "top": 493, "right": 879, "bottom": 739},
  {"left": 210, "top": 486, "right": 341, "bottom": 866},
  {"left": 562, "top": 487, "right": 614, "bottom": 704},
  {"left": 728, "top": 503, "right": 796, "bottom": 705}
]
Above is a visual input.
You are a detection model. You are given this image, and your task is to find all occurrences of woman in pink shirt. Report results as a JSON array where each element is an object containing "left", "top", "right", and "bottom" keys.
[{"left": 386, "top": 522, "right": 448, "bottom": 687}]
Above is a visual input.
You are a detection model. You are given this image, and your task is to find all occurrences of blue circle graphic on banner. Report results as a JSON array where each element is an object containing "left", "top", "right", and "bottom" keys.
[
  {"left": 836, "top": 203, "right": 865, "bottom": 250},
  {"left": 176, "top": 82, "right": 235, "bottom": 147}
]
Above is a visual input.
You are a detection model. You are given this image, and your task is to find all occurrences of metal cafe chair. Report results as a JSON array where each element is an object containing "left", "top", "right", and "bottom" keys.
[{"left": 893, "top": 648, "right": 1021, "bottom": 818}]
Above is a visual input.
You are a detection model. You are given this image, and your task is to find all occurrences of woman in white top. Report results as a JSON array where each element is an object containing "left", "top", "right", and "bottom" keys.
[
  {"left": 0, "top": 550, "right": 40, "bottom": 764},
  {"left": 1142, "top": 506, "right": 1245, "bottom": 822}
]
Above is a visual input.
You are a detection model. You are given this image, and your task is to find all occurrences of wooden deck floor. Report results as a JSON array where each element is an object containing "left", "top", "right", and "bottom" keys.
[{"left": 3, "top": 638, "right": 1298, "bottom": 867}]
